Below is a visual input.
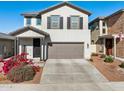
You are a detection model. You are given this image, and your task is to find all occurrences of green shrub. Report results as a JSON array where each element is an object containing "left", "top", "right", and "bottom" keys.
[
  {"left": 91, "top": 53, "right": 98, "bottom": 56},
  {"left": 104, "top": 56, "right": 114, "bottom": 63},
  {"left": 100, "top": 54, "right": 106, "bottom": 58},
  {"left": 119, "top": 63, "right": 124, "bottom": 68},
  {"left": 7, "top": 64, "right": 36, "bottom": 83}
]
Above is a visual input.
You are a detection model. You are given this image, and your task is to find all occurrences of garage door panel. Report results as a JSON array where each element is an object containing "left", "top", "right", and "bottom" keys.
[{"left": 48, "top": 43, "right": 84, "bottom": 59}]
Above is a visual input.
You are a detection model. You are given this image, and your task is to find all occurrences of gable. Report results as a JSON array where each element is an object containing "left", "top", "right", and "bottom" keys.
[
  {"left": 9, "top": 26, "right": 49, "bottom": 37},
  {"left": 22, "top": 2, "right": 91, "bottom": 17},
  {"left": 39, "top": 2, "right": 91, "bottom": 16},
  {"left": 42, "top": 5, "right": 88, "bottom": 16},
  {"left": 16, "top": 30, "right": 44, "bottom": 37}
]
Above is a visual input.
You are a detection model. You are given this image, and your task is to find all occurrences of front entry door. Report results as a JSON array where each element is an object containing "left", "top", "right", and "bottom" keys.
[
  {"left": 33, "top": 38, "right": 41, "bottom": 58},
  {"left": 105, "top": 39, "right": 113, "bottom": 55}
]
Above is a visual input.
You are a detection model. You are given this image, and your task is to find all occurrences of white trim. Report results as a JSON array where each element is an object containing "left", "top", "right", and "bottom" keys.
[
  {"left": 14, "top": 39, "right": 17, "bottom": 55},
  {"left": 115, "top": 57, "right": 124, "bottom": 62},
  {"left": 44, "top": 45, "right": 47, "bottom": 60},
  {"left": 41, "top": 45, "right": 44, "bottom": 60},
  {"left": 113, "top": 33, "right": 124, "bottom": 38},
  {"left": 19, "top": 45, "right": 22, "bottom": 54}
]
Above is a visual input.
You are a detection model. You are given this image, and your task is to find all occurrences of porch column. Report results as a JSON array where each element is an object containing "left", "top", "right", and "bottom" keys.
[
  {"left": 46, "top": 43, "right": 48, "bottom": 60},
  {"left": 43, "top": 40, "right": 46, "bottom": 61},
  {"left": 103, "top": 38, "right": 106, "bottom": 54},
  {"left": 14, "top": 39, "right": 17, "bottom": 56},
  {"left": 44, "top": 43, "right": 47, "bottom": 60},
  {"left": 16, "top": 37, "right": 19, "bottom": 54},
  {"left": 40, "top": 38, "right": 44, "bottom": 61},
  {"left": 19, "top": 44, "right": 22, "bottom": 54},
  {"left": 114, "top": 36, "right": 117, "bottom": 58}
]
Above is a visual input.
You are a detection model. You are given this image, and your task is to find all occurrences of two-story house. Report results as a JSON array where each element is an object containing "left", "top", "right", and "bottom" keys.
[
  {"left": 90, "top": 9, "right": 124, "bottom": 60},
  {"left": 9, "top": 2, "right": 91, "bottom": 61}
]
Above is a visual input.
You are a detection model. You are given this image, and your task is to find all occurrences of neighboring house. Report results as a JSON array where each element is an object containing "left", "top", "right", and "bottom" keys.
[
  {"left": 9, "top": 2, "right": 91, "bottom": 60},
  {"left": 0, "top": 32, "right": 15, "bottom": 58},
  {"left": 90, "top": 9, "right": 124, "bottom": 60}
]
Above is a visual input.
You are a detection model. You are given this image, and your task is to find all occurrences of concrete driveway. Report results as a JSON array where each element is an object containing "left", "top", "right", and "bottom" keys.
[{"left": 40, "top": 59, "right": 112, "bottom": 90}]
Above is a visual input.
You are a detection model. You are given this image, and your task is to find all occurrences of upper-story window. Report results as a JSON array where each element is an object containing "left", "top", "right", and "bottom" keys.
[
  {"left": 70, "top": 16, "right": 80, "bottom": 29},
  {"left": 51, "top": 15, "right": 60, "bottom": 29},
  {"left": 67, "top": 16, "right": 83, "bottom": 29},
  {"left": 26, "top": 18, "right": 31, "bottom": 25},
  {"left": 102, "top": 28, "right": 106, "bottom": 34},
  {"left": 47, "top": 15, "right": 63, "bottom": 29},
  {"left": 89, "top": 22, "right": 99, "bottom": 31},
  {"left": 36, "top": 18, "right": 41, "bottom": 25},
  {"left": 91, "top": 40, "right": 95, "bottom": 44},
  {"left": 103, "top": 22, "right": 105, "bottom": 26}
]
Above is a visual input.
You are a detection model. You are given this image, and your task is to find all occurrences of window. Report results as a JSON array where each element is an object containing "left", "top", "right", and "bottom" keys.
[
  {"left": 102, "top": 28, "right": 106, "bottom": 34},
  {"left": 70, "top": 16, "right": 80, "bottom": 29},
  {"left": 51, "top": 15, "right": 60, "bottom": 29},
  {"left": 90, "top": 22, "right": 99, "bottom": 30},
  {"left": 103, "top": 22, "right": 105, "bottom": 26},
  {"left": 91, "top": 40, "right": 94, "bottom": 44},
  {"left": 36, "top": 18, "right": 41, "bottom": 25},
  {"left": 26, "top": 18, "right": 31, "bottom": 25}
]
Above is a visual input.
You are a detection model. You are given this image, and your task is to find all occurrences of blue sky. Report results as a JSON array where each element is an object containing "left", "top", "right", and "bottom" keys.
[{"left": 0, "top": 1, "right": 124, "bottom": 33}]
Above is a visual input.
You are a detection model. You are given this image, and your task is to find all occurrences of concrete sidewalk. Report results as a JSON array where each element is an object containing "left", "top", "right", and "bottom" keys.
[{"left": 0, "top": 82, "right": 124, "bottom": 91}]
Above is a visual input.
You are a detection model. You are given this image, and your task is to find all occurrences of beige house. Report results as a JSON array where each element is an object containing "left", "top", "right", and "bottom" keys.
[
  {"left": 90, "top": 9, "right": 124, "bottom": 60},
  {"left": 0, "top": 32, "right": 15, "bottom": 58},
  {"left": 8, "top": 2, "right": 91, "bottom": 61}
]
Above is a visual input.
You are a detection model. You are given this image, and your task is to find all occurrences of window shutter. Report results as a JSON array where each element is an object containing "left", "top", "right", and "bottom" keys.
[
  {"left": 67, "top": 17, "right": 70, "bottom": 29},
  {"left": 80, "top": 17, "right": 83, "bottom": 29},
  {"left": 47, "top": 17, "right": 51, "bottom": 29},
  {"left": 60, "top": 17, "right": 63, "bottom": 29}
]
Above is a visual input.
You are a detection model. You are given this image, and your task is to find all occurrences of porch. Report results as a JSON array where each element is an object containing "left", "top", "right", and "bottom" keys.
[
  {"left": 10, "top": 26, "right": 50, "bottom": 61},
  {"left": 99, "top": 34, "right": 124, "bottom": 60},
  {"left": 15, "top": 37, "right": 47, "bottom": 61}
]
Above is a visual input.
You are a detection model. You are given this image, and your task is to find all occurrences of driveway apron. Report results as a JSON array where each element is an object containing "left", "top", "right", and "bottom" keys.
[{"left": 41, "top": 59, "right": 108, "bottom": 84}]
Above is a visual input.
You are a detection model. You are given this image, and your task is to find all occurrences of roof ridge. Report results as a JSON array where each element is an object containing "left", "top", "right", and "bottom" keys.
[
  {"left": 22, "top": 1, "right": 91, "bottom": 17},
  {"left": 9, "top": 26, "right": 49, "bottom": 36}
]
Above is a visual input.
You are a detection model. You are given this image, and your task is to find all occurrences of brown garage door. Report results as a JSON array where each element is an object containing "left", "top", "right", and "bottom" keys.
[{"left": 48, "top": 43, "right": 84, "bottom": 59}]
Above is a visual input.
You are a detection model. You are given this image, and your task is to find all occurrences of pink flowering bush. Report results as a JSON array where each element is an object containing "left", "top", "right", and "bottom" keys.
[
  {"left": 0, "top": 52, "right": 40, "bottom": 82},
  {"left": 0, "top": 52, "right": 33, "bottom": 75}
]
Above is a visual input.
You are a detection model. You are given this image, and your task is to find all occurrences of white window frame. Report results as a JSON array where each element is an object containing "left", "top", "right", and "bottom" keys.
[
  {"left": 26, "top": 18, "right": 31, "bottom": 25},
  {"left": 36, "top": 18, "right": 41, "bottom": 25},
  {"left": 70, "top": 16, "right": 80, "bottom": 29},
  {"left": 50, "top": 15, "right": 60, "bottom": 29}
]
